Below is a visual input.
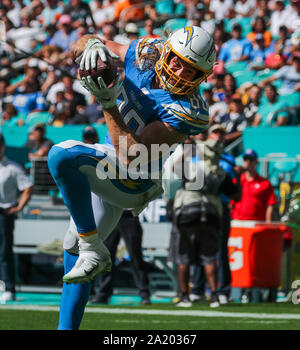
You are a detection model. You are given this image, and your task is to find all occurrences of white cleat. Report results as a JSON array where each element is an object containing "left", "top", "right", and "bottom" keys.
[{"left": 63, "top": 237, "right": 112, "bottom": 284}]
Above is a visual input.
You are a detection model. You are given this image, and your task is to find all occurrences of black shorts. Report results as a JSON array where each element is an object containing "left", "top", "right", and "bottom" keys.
[{"left": 168, "top": 221, "right": 220, "bottom": 266}]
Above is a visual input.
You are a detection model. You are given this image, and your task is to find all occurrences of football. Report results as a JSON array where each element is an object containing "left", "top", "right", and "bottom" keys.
[{"left": 79, "top": 55, "right": 117, "bottom": 88}]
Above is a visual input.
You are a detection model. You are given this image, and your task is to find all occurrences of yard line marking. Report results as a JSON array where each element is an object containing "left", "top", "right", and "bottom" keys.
[{"left": 0, "top": 305, "right": 300, "bottom": 320}]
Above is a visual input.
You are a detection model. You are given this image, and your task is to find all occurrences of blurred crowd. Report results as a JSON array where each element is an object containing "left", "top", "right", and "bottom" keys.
[{"left": 0, "top": 0, "right": 299, "bottom": 141}]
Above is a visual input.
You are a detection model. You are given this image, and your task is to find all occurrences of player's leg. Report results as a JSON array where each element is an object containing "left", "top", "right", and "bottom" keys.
[
  {"left": 48, "top": 141, "right": 160, "bottom": 284},
  {"left": 48, "top": 144, "right": 114, "bottom": 284},
  {"left": 57, "top": 251, "right": 91, "bottom": 330},
  {"left": 58, "top": 194, "right": 123, "bottom": 330}
]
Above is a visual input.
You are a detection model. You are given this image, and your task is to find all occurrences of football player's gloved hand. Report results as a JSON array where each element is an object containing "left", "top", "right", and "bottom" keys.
[
  {"left": 80, "top": 75, "right": 122, "bottom": 109},
  {"left": 79, "top": 38, "right": 119, "bottom": 71}
]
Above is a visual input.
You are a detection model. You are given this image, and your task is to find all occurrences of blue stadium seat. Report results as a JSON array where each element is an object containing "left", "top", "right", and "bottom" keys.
[
  {"left": 156, "top": 0, "right": 175, "bottom": 15},
  {"left": 24, "top": 112, "right": 52, "bottom": 127},
  {"left": 224, "top": 17, "right": 252, "bottom": 38},
  {"left": 233, "top": 70, "right": 256, "bottom": 87},
  {"left": 225, "top": 61, "right": 248, "bottom": 74},
  {"left": 163, "top": 18, "right": 187, "bottom": 32}
]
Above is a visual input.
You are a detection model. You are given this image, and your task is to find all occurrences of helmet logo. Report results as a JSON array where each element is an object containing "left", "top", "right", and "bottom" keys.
[{"left": 183, "top": 27, "right": 198, "bottom": 47}]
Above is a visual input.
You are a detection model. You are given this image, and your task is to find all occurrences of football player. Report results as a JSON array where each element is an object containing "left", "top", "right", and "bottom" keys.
[{"left": 48, "top": 26, "right": 216, "bottom": 329}]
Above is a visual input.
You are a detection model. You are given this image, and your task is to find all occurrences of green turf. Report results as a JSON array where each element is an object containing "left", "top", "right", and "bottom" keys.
[{"left": 0, "top": 302, "right": 299, "bottom": 330}]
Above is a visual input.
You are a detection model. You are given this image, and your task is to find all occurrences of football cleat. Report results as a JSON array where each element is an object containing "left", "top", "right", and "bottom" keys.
[{"left": 63, "top": 237, "right": 112, "bottom": 284}]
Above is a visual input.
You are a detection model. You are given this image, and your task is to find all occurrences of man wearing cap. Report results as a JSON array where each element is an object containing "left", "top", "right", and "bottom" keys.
[
  {"left": 24, "top": 123, "right": 54, "bottom": 160},
  {"left": 218, "top": 23, "right": 252, "bottom": 63},
  {"left": 50, "top": 14, "right": 78, "bottom": 52},
  {"left": 0, "top": 134, "right": 34, "bottom": 301},
  {"left": 231, "top": 149, "right": 276, "bottom": 222}
]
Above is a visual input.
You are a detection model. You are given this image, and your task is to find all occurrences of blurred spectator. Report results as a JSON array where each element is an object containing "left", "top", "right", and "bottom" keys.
[
  {"left": 202, "top": 83, "right": 228, "bottom": 123},
  {"left": 141, "top": 19, "right": 161, "bottom": 39},
  {"left": 0, "top": 79, "right": 9, "bottom": 115},
  {"left": 270, "top": 0, "right": 290, "bottom": 37},
  {"left": 243, "top": 84, "right": 263, "bottom": 125},
  {"left": 231, "top": 149, "right": 276, "bottom": 222},
  {"left": 213, "top": 20, "right": 231, "bottom": 57},
  {"left": 170, "top": 133, "right": 240, "bottom": 307},
  {"left": 187, "top": 3, "right": 215, "bottom": 35},
  {"left": 40, "top": 0, "right": 63, "bottom": 27},
  {"left": 252, "top": 0, "right": 271, "bottom": 25},
  {"left": 214, "top": 93, "right": 248, "bottom": 145},
  {"left": 101, "top": 23, "right": 118, "bottom": 42},
  {"left": 218, "top": 23, "right": 252, "bottom": 63},
  {"left": 269, "top": 25, "right": 293, "bottom": 63},
  {"left": 0, "top": 103, "right": 20, "bottom": 126},
  {"left": 28, "top": 0, "right": 45, "bottom": 25},
  {"left": 46, "top": 73, "right": 89, "bottom": 105},
  {"left": 63, "top": 0, "right": 96, "bottom": 29},
  {"left": 114, "top": 0, "right": 145, "bottom": 24},
  {"left": 248, "top": 33, "right": 271, "bottom": 70},
  {"left": 82, "top": 125, "right": 99, "bottom": 144},
  {"left": 60, "top": 75, "right": 86, "bottom": 106},
  {"left": 49, "top": 14, "right": 78, "bottom": 52},
  {"left": 223, "top": 73, "right": 238, "bottom": 102},
  {"left": 0, "top": 134, "right": 33, "bottom": 302},
  {"left": 253, "top": 84, "right": 290, "bottom": 126},
  {"left": 6, "top": 64, "right": 46, "bottom": 118},
  {"left": 6, "top": 8, "right": 46, "bottom": 53},
  {"left": 209, "top": 0, "right": 234, "bottom": 21},
  {"left": 247, "top": 16, "right": 273, "bottom": 48},
  {"left": 24, "top": 123, "right": 54, "bottom": 159},
  {"left": 93, "top": 0, "right": 116, "bottom": 29},
  {"left": 3, "top": 0, "right": 22, "bottom": 28},
  {"left": 259, "top": 52, "right": 300, "bottom": 94},
  {"left": 85, "top": 95, "right": 105, "bottom": 124},
  {"left": 234, "top": 0, "right": 255, "bottom": 17},
  {"left": 211, "top": 73, "right": 226, "bottom": 102},
  {"left": 285, "top": 0, "right": 300, "bottom": 33},
  {"left": 114, "top": 22, "right": 139, "bottom": 44},
  {"left": 52, "top": 100, "right": 76, "bottom": 126}
]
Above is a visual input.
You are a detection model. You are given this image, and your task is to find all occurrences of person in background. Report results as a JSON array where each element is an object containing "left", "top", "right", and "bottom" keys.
[
  {"left": 243, "top": 84, "right": 262, "bottom": 126},
  {"left": 49, "top": 14, "right": 78, "bottom": 52},
  {"left": 253, "top": 84, "right": 290, "bottom": 127},
  {"left": 218, "top": 23, "right": 252, "bottom": 63},
  {"left": 0, "top": 134, "right": 34, "bottom": 302},
  {"left": 214, "top": 93, "right": 248, "bottom": 145},
  {"left": 231, "top": 149, "right": 276, "bottom": 222},
  {"left": 258, "top": 52, "right": 300, "bottom": 95},
  {"left": 24, "top": 123, "right": 54, "bottom": 160},
  {"left": 82, "top": 126, "right": 99, "bottom": 144},
  {"left": 231, "top": 148, "right": 277, "bottom": 303},
  {"left": 85, "top": 95, "right": 105, "bottom": 124},
  {"left": 170, "top": 130, "right": 240, "bottom": 308}
]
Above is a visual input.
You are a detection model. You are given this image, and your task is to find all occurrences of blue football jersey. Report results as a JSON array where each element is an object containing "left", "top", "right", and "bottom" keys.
[{"left": 105, "top": 38, "right": 209, "bottom": 146}]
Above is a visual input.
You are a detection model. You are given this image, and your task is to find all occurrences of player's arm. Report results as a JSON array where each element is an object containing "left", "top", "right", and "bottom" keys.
[
  {"left": 103, "top": 106, "right": 187, "bottom": 166},
  {"left": 73, "top": 35, "right": 129, "bottom": 64}
]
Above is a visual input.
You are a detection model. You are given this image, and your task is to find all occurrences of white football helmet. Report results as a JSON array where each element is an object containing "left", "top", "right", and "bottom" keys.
[{"left": 155, "top": 26, "right": 216, "bottom": 95}]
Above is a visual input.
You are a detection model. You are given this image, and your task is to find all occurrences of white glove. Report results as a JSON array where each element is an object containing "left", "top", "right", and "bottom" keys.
[
  {"left": 79, "top": 38, "right": 119, "bottom": 71},
  {"left": 80, "top": 75, "right": 122, "bottom": 109}
]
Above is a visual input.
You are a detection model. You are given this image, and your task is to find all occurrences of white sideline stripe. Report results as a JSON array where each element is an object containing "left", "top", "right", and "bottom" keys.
[{"left": 1, "top": 305, "right": 300, "bottom": 320}]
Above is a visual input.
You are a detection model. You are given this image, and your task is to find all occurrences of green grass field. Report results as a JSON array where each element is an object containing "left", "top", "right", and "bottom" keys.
[{"left": 0, "top": 301, "right": 300, "bottom": 330}]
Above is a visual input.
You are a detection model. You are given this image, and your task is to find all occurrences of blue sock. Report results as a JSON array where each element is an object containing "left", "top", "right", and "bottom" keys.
[{"left": 57, "top": 251, "right": 91, "bottom": 330}]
